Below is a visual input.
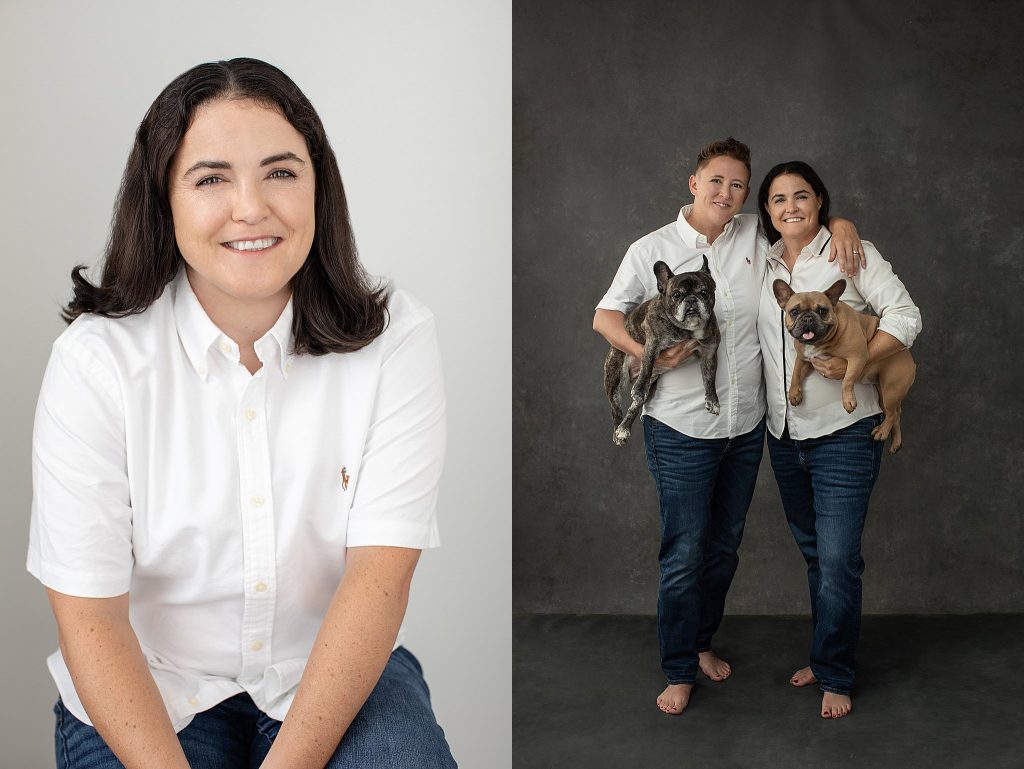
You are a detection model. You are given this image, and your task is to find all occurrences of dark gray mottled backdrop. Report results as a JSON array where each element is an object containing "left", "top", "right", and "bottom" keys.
[{"left": 514, "top": 0, "right": 1024, "bottom": 614}]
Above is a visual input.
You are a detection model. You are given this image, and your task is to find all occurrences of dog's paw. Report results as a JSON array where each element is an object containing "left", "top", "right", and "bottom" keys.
[
  {"left": 706, "top": 398, "right": 720, "bottom": 415},
  {"left": 871, "top": 424, "right": 891, "bottom": 442},
  {"left": 613, "top": 427, "right": 630, "bottom": 445},
  {"left": 843, "top": 395, "right": 857, "bottom": 413},
  {"left": 789, "top": 389, "right": 803, "bottom": 406}
]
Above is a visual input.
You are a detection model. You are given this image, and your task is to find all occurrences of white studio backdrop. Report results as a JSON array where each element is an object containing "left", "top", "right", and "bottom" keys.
[{"left": 0, "top": 1, "right": 511, "bottom": 767}]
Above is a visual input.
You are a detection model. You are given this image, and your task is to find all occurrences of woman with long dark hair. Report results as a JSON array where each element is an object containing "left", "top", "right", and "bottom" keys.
[
  {"left": 755, "top": 160, "right": 921, "bottom": 719},
  {"left": 28, "top": 58, "right": 455, "bottom": 768}
]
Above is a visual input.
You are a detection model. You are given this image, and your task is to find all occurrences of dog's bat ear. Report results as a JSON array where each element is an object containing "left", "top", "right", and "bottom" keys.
[
  {"left": 823, "top": 279, "right": 847, "bottom": 306},
  {"left": 654, "top": 261, "right": 673, "bottom": 294},
  {"left": 700, "top": 254, "right": 710, "bottom": 275},
  {"left": 772, "top": 279, "right": 794, "bottom": 309}
]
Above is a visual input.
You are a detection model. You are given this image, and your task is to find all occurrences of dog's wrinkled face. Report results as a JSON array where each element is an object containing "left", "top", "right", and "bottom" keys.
[
  {"left": 654, "top": 257, "right": 716, "bottom": 331},
  {"left": 773, "top": 279, "right": 845, "bottom": 345}
]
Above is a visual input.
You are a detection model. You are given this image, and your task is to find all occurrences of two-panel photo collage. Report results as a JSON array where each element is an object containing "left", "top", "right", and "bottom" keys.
[{"left": 3, "top": 1, "right": 1022, "bottom": 767}]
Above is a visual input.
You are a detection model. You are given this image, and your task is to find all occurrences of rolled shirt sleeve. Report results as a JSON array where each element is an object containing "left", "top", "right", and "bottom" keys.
[
  {"left": 852, "top": 241, "right": 923, "bottom": 349},
  {"left": 27, "top": 333, "right": 134, "bottom": 597},
  {"left": 344, "top": 295, "right": 447, "bottom": 550}
]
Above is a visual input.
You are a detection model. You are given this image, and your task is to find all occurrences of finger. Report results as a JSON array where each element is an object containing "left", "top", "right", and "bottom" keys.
[{"left": 858, "top": 241, "right": 867, "bottom": 269}]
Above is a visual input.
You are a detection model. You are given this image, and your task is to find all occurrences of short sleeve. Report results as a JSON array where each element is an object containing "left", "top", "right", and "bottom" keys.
[
  {"left": 595, "top": 241, "right": 656, "bottom": 314},
  {"left": 345, "top": 299, "right": 446, "bottom": 549},
  {"left": 27, "top": 336, "right": 134, "bottom": 596}
]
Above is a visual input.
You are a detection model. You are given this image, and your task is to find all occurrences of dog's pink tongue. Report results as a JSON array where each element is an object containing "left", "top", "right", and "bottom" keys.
[{"left": 802, "top": 332, "right": 815, "bottom": 340}]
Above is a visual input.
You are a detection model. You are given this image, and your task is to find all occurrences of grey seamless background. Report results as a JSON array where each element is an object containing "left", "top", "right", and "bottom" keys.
[
  {"left": 2, "top": 1, "right": 511, "bottom": 766},
  {"left": 514, "top": 1, "right": 1024, "bottom": 614}
]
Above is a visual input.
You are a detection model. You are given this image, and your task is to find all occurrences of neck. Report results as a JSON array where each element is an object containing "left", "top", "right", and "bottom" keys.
[
  {"left": 780, "top": 229, "right": 820, "bottom": 267},
  {"left": 185, "top": 267, "right": 289, "bottom": 353},
  {"left": 684, "top": 208, "right": 726, "bottom": 244}
]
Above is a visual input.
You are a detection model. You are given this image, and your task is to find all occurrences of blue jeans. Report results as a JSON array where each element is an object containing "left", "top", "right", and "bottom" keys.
[
  {"left": 643, "top": 415, "right": 765, "bottom": 684},
  {"left": 54, "top": 646, "right": 456, "bottom": 769},
  {"left": 766, "top": 415, "right": 883, "bottom": 696}
]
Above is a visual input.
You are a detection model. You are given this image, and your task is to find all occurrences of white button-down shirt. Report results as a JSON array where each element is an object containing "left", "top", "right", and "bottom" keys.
[
  {"left": 27, "top": 269, "right": 445, "bottom": 731},
  {"left": 757, "top": 226, "right": 922, "bottom": 440},
  {"left": 597, "top": 207, "right": 767, "bottom": 438}
]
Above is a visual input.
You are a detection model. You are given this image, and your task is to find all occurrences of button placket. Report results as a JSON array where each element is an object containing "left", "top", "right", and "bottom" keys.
[{"left": 236, "top": 373, "right": 277, "bottom": 678}]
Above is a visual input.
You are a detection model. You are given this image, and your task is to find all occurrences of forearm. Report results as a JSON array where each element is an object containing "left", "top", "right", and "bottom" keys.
[
  {"left": 866, "top": 330, "right": 905, "bottom": 364},
  {"left": 52, "top": 593, "right": 188, "bottom": 769},
  {"left": 260, "top": 547, "right": 418, "bottom": 769},
  {"left": 593, "top": 309, "right": 643, "bottom": 358}
]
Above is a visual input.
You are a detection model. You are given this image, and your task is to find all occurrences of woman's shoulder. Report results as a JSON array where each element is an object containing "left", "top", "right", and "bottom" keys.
[
  {"left": 382, "top": 288, "right": 436, "bottom": 336},
  {"left": 52, "top": 284, "right": 175, "bottom": 365}
]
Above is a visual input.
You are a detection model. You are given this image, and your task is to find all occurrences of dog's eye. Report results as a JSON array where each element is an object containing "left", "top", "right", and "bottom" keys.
[
  {"left": 789, "top": 309, "right": 799, "bottom": 317},
  {"left": 672, "top": 291, "right": 682, "bottom": 300},
  {"left": 817, "top": 307, "right": 828, "bottom": 318},
  {"left": 700, "top": 290, "right": 708, "bottom": 298}
]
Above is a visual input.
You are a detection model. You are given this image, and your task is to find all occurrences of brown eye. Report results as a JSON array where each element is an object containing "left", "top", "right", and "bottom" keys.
[
  {"left": 672, "top": 291, "right": 682, "bottom": 300},
  {"left": 817, "top": 308, "right": 828, "bottom": 318},
  {"left": 789, "top": 309, "right": 799, "bottom": 317}
]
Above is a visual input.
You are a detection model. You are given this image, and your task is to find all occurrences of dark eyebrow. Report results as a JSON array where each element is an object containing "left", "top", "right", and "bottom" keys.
[
  {"left": 260, "top": 152, "right": 305, "bottom": 167},
  {"left": 182, "top": 152, "right": 306, "bottom": 178}
]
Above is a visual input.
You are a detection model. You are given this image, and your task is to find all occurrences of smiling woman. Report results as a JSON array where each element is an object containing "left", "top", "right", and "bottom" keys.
[{"left": 29, "top": 58, "right": 455, "bottom": 769}]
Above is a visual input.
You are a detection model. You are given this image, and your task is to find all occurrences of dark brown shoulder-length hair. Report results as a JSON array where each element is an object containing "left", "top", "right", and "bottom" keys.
[{"left": 63, "top": 57, "right": 388, "bottom": 354}]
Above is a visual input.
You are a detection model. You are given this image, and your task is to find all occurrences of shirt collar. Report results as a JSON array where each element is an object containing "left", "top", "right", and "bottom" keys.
[
  {"left": 767, "top": 225, "right": 832, "bottom": 266},
  {"left": 172, "top": 269, "right": 295, "bottom": 381},
  {"left": 675, "top": 204, "right": 735, "bottom": 248}
]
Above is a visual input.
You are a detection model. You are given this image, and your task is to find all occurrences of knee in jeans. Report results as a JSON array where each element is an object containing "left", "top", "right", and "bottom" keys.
[{"left": 818, "top": 549, "right": 864, "bottom": 581}]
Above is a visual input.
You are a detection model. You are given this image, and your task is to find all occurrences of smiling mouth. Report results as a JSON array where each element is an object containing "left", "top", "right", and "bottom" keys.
[
  {"left": 222, "top": 237, "right": 282, "bottom": 253},
  {"left": 783, "top": 217, "right": 804, "bottom": 223}
]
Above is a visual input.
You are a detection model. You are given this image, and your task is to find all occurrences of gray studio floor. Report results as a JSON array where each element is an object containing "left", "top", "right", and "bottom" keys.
[{"left": 514, "top": 614, "right": 1023, "bottom": 769}]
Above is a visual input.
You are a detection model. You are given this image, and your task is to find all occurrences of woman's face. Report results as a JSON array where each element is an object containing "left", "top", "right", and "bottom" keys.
[
  {"left": 687, "top": 155, "right": 750, "bottom": 231},
  {"left": 168, "top": 98, "right": 316, "bottom": 313},
  {"left": 765, "top": 173, "right": 823, "bottom": 242}
]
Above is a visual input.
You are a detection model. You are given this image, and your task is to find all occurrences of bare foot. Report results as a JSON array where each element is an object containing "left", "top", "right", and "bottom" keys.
[
  {"left": 821, "top": 692, "right": 852, "bottom": 719},
  {"left": 698, "top": 650, "right": 731, "bottom": 681},
  {"left": 789, "top": 666, "right": 817, "bottom": 687},
  {"left": 656, "top": 683, "right": 693, "bottom": 715}
]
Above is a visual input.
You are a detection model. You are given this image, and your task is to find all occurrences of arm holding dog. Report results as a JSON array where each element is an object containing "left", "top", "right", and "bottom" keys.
[
  {"left": 811, "top": 330, "right": 906, "bottom": 380},
  {"left": 593, "top": 309, "right": 697, "bottom": 369}
]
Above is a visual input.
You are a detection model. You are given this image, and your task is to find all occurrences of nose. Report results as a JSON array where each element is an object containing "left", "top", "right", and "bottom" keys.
[{"left": 231, "top": 181, "right": 270, "bottom": 224}]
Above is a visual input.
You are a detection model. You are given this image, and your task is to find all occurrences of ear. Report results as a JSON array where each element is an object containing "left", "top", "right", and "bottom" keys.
[
  {"left": 688, "top": 174, "right": 698, "bottom": 197},
  {"left": 700, "top": 254, "right": 711, "bottom": 275},
  {"left": 823, "top": 279, "right": 847, "bottom": 306},
  {"left": 772, "top": 279, "right": 794, "bottom": 309},
  {"left": 654, "top": 261, "right": 674, "bottom": 295}
]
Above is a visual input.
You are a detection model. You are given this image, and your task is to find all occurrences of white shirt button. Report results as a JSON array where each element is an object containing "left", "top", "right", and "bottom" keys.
[
  {"left": 251, "top": 495, "right": 264, "bottom": 507},
  {"left": 188, "top": 696, "right": 199, "bottom": 706},
  {"left": 254, "top": 582, "right": 268, "bottom": 592},
  {"left": 219, "top": 341, "right": 231, "bottom": 354},
  {"left": 245, "top": 409, "right": 257, "bottom": 421},
  {"left": 250, "top": 640, "right": 263, "bottom": 651}
]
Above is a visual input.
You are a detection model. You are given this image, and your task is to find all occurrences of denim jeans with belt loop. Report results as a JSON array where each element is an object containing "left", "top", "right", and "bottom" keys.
[
  {"left": 766, "top": 414, "right": 884, "bottom": 696},
  {"left": 643, "top": 414, "right": 765, "bottom": 685}
]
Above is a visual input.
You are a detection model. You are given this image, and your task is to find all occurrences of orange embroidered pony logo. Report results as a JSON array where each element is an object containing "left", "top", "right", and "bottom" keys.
[{"left": 340, "top": 466, "right": 350, "bottom": 490}]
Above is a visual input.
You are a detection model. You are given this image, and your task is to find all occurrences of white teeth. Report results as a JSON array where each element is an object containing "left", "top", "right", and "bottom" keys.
[
  {"left": 225, "top": 237, "right": 279, "bottom": 251},
  {"left": 784, "top": 217, "right": 802, "bottom": 222}
]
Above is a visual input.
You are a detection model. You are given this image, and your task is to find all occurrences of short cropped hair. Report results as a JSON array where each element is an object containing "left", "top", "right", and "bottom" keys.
[
  {"left": 63, "top": 58, "right": 388, "bottom": 355},
  {"left": 695, "top": 137, "right": 752, "bottom": 179}
]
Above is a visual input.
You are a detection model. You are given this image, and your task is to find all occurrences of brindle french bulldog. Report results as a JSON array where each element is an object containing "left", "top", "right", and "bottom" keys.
[
  {"left": 605, "top": 257, "right": 720, "bottom": 446},
  {"left": 773, "top": 278, "right": 916, "bottom": 453}
]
